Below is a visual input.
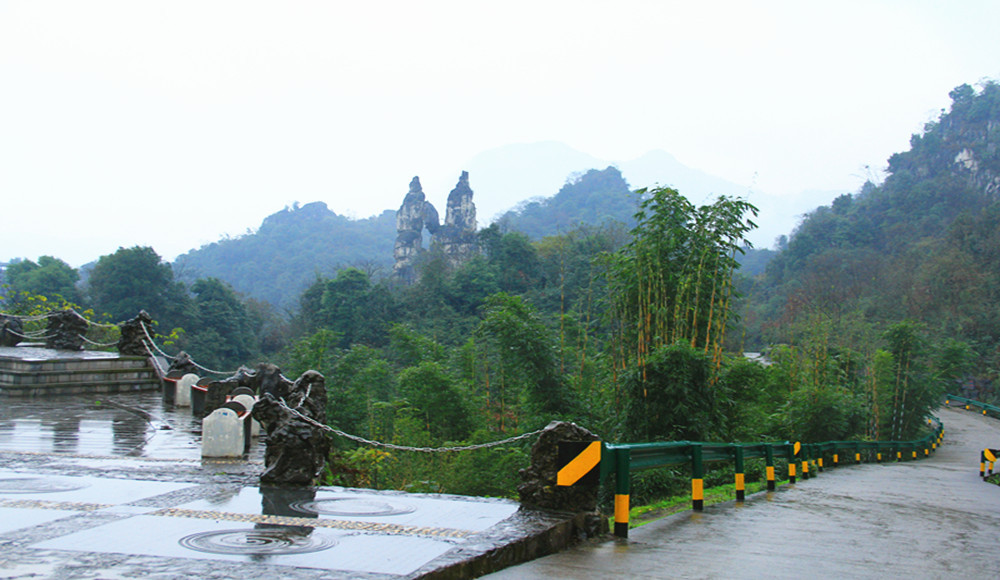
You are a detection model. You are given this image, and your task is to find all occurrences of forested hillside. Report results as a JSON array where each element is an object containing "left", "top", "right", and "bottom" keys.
[
  {"left": 173, "top": 202, "right": 397, "bottom": 310},
  {"left": 493, "top": 166, "right": 637, "bottom": 238},
  {"left": 743, "top": 80, "right": 1000, "bottom": 400}
]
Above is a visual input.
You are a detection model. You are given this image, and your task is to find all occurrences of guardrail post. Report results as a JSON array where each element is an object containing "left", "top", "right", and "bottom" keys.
[
  {"left": 833, "top": 451, "right": 839, "bottom": 467},
  {"left": 788, "top": 443, "right": 799, "bottom": 484},
  {"left": 854, "top": 442, "right": 862, "bottom": 464},
  {"left": 801, "top": 444, "right": 811, "bottom": 480},
  {"left": 691, "top": 444, "right": 705, "bottom": 511},
  {"left": 613, "top": 448, "right": 631, "bottom": 538},
  {"left": 981, "top": 449, "right": 986, "bottom": 478},
  {"left": 733, "top": 446, "right": 746, "bottom": 502},
  {"left": 765, "top": 445, "right": 776, "bottom": 491}
]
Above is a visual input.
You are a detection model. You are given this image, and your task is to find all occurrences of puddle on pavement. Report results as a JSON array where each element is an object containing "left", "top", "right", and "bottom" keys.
[{"left": 178, "top": 527, "right": 338, "bottom": 556}]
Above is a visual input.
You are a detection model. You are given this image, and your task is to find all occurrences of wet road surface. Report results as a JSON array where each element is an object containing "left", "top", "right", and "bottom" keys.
[{"left": 484, "top": 405, "right": 1000, "bottom": 579}]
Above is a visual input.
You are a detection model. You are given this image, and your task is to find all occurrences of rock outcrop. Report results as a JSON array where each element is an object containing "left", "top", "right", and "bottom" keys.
[
  {"left": 393, "top": 177, "right": 431, "bottom": 282},
  {"left": 392, "top": 172, "right": 479, "bottom": 281},
  {"left": 437, "top": 171, "right": 479, "bottom": 267}
]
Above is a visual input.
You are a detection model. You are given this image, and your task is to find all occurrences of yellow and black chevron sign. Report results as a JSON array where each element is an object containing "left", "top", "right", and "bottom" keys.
[{"left": 556, "top": 441, "right": 601, "bottom": 486}]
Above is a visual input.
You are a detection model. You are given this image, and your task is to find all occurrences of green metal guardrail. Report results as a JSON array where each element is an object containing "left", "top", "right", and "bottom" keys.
[
  {"left": 943, "top": 394, "right": 1000, "bottom": 418},
  {"left": 599, "top": 417, "right": 946, "bottom": 538},
  {"left": 944, "top": 394, "right": 1000, "bottom": 479}
]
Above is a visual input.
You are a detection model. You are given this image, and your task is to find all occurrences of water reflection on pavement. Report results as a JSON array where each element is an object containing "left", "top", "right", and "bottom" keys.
[{"left": 0, "top": 391, "right": 262, "bottom": 461}]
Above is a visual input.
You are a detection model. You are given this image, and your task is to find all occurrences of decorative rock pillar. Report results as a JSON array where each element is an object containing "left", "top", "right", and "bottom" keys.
[
  {"left": 252, "top": 369, "right": 330, "bottom": 485},
  {"left": 166, "top": 351, "right": 199, "bottom": 376},
  {"left": 518, "top": 421, "right": 602, "bottom": 514},
  {"left": 0, "top": 315, "right": 24, "bottom": 347},
  {"left": 117, "top": 310, "right": 154, "bottom": 356},
  {"left": 45, "top": 309, "right": 88, "bottom": 351}
]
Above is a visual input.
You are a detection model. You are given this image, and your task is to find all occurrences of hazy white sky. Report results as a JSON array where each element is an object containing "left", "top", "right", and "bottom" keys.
[{"left": 2, "top": 0, "right": 998, "bottom": 266}]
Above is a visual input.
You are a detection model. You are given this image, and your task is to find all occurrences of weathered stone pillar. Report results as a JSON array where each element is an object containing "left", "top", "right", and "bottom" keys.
[
  {"left": 117, "top": 310, "right": 154, "bottom": 356},
  {"left": 252, "top": 369, "right": 330, "bottom": 485},
  {"left": 45, "top": 309, "right": 88, "bottom": 351},
  {"left": 0, "top": 315, "right": 24, "bottom": 347}
]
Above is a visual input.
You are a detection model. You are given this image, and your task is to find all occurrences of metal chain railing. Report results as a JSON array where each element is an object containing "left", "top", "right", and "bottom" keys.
[
  {"left": 78, "top": 334, "right": 120, "bottom": 348},
  {"left": 275, "top": 398, "right": 544, "bottom": 453},
  {"left": 141, "top": 323, "right": 176, "bottom": 360},
  {"left": 140, "top": 321, "right": 236, "bottom": 375},
  {"left": 4, "top": 306, "right": 236, "bottom": 374},
  {"left": 143, "top": 341, "right": 168, "bottom": 377},
  {"left": 5, "top": 328, "right": 56, "bottom": 340},
  {"left": 4, "top": 312, "right": 60, "bottom": 322},
  {"left": 80, "top": 317, "right": 119, "bottom": 330}
]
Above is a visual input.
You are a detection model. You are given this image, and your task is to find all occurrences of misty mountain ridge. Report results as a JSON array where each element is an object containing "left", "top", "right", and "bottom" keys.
[
  {"left": 174, "top": 143, "right": 838, "bottom": 309},
  {"left": 463, "top": 142, "right": 839, "bottom": 249}
]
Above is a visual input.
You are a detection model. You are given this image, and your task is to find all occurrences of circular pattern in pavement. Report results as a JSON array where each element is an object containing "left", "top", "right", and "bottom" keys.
[
  {"left": 178, "top": 528, "right": 338, "bottom": 555},
  {"left": 292, "top": 497, "right": 417, "bottom": 517},
  {"left": 0, "top": 477, "right": 89, "bottom": 493}
]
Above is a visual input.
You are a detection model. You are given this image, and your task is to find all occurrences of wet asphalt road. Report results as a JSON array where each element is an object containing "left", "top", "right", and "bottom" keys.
[{"left": 485, "top": 405, "right": 1000, "bottom": 579}]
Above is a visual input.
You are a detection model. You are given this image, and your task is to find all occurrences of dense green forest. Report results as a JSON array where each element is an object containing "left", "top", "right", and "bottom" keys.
[{"left": 3, "top": 80, "right": 997, "bottom": 505}]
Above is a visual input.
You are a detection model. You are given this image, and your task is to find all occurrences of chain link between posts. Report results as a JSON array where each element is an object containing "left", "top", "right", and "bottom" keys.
[
  {"left": 139, "top": 322, "right": 236, "bottom": 375},
  {"left": 78, "top": 334, "right": 120, "bottom": 348},
  {"left": 275, "top": 398, "right": 544, "bottom": 453}
]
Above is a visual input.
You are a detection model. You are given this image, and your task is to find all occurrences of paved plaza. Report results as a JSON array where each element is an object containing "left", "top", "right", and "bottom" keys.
[{"left": 0, "top": 393, "right": 567, "bottom": 579}]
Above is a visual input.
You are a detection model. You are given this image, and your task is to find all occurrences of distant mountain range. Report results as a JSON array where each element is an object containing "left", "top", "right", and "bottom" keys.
[
  {"left": 462, "top": 141, "right": 841, "bottom": 248},
  {"left": 175, "top": 142, "right": 840, "bottom": 309}
]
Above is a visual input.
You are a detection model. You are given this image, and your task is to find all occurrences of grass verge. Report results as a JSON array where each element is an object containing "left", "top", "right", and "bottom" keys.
[{"left": 624, "top": 479, "right": 791, "bottom": 528}]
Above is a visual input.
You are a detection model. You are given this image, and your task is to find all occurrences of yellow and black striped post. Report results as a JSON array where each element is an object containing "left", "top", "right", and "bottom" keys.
[
  {"left": 818, "top": 456, "right": 824, "bottom": 472},
  {"left": 789, "top": 442, "right": 800, "bottom": 484},
  {"left": 613, "top": 448, "right": 631, "bottom": 538},
  {"left": 832, "top": 453, "right": 839, "bottom": 467},
  {"left": 734, "top": 446, "right": 746, "bottom": 502},
  {"left": 765, "top": 445, "right": 776, "bottom": 491},
  {"left": 983, "top": 449, "right": 997, "bottom": 480},
  {"left": 691, "top": 444, "right": 705, "bottom": 511}
]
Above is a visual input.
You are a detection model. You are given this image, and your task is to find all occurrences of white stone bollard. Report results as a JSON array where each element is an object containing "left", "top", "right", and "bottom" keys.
[
  {"left": 202, "top": 408, "right": 245, "bottom": 458},
  {"left": 175, "top": 373, "right": 198, "bottom": 407},
  {"left": 232, "top": 394, "right": 260, "bottom": 438}
]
